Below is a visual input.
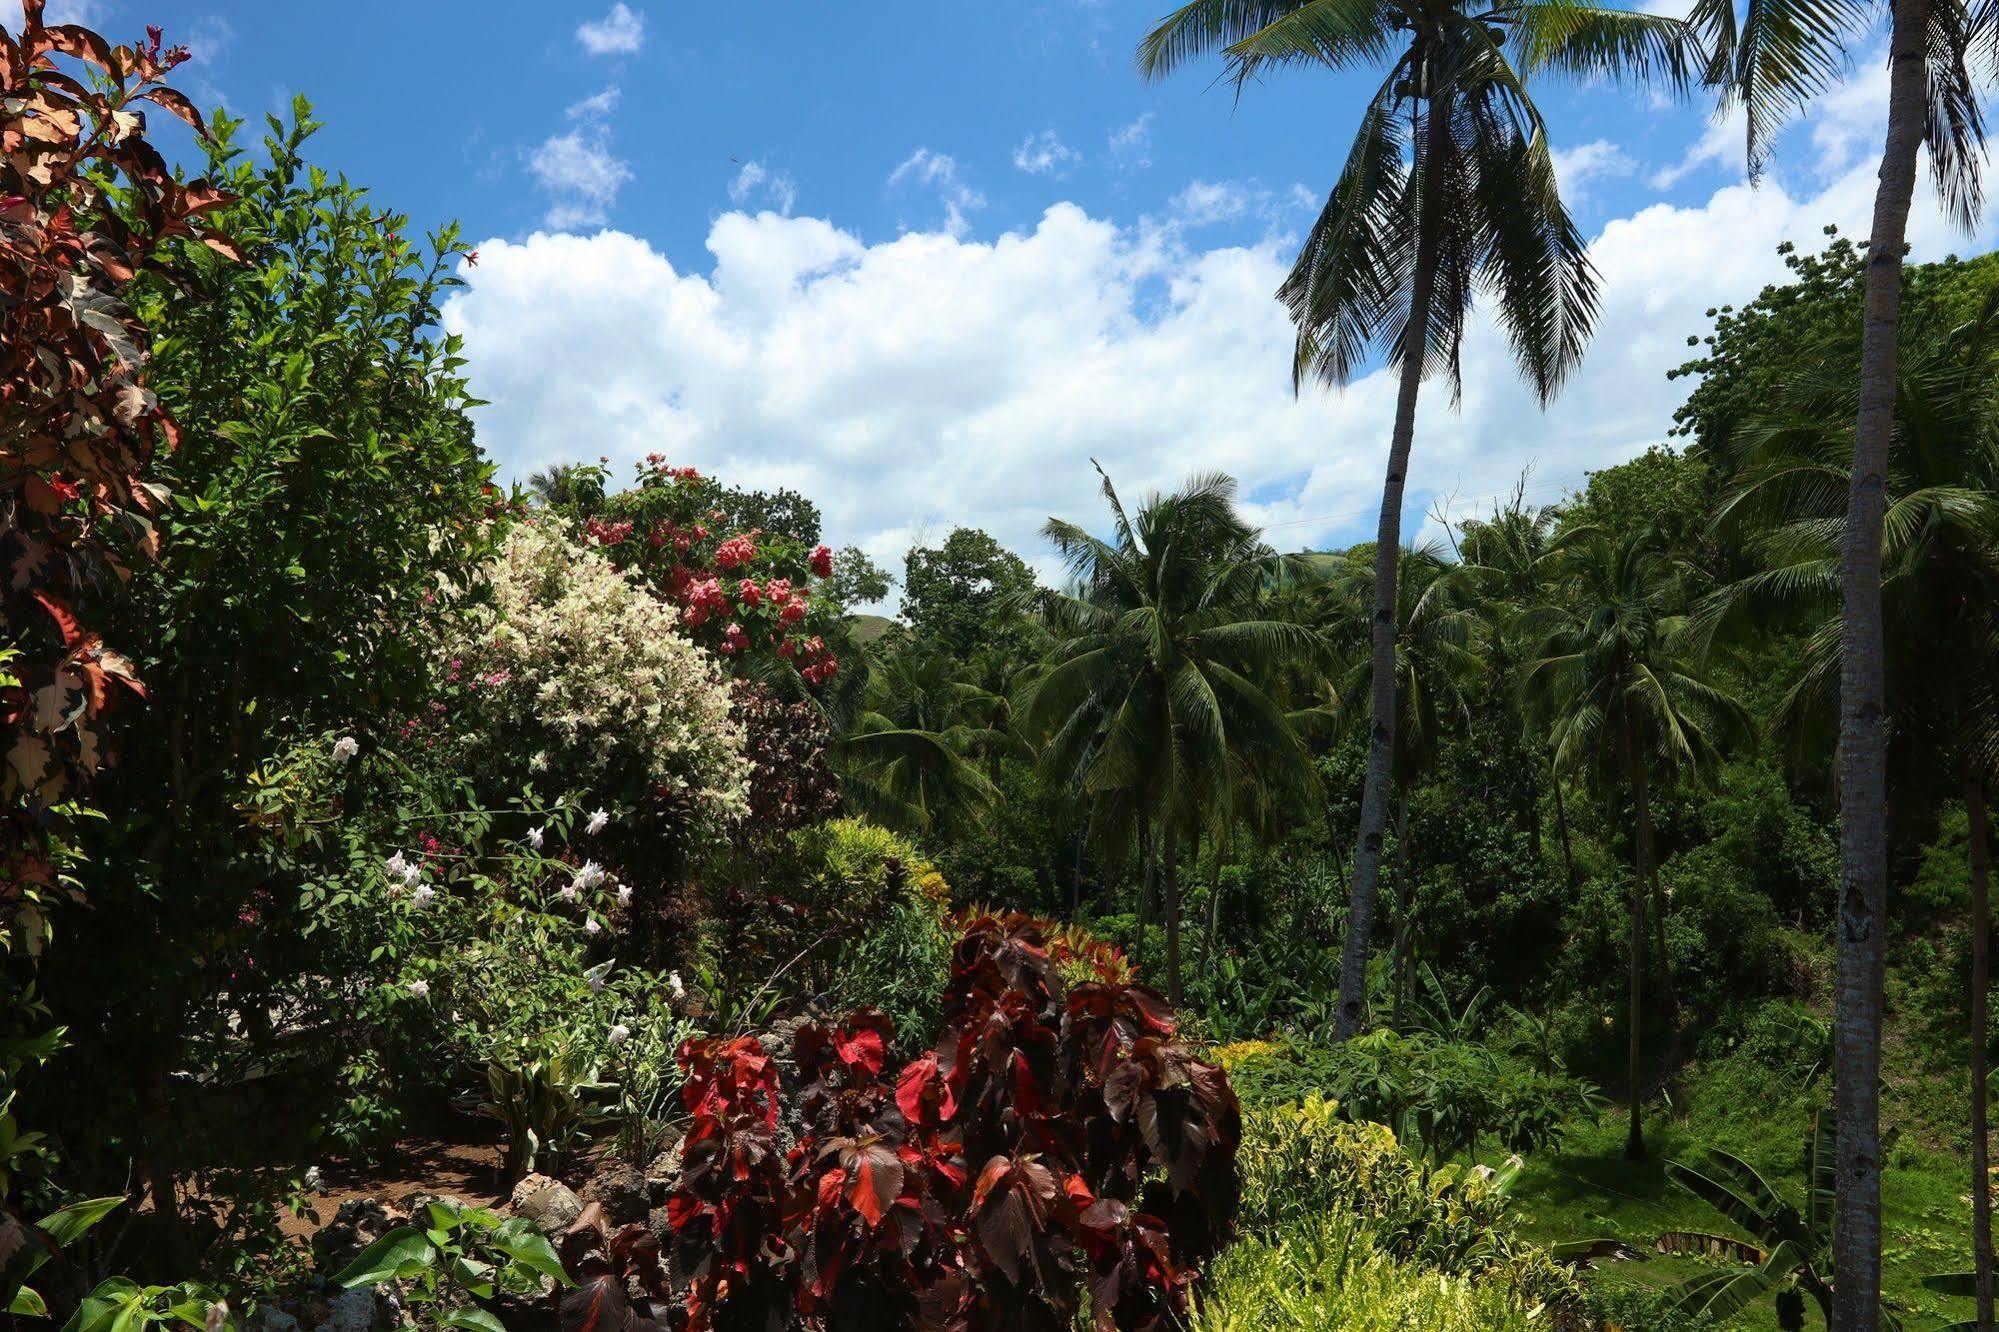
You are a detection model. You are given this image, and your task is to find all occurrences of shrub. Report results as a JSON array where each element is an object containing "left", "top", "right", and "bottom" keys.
[
  {"left": 1188, "top": 1214, "right": 1546, "bottom": 1332},
  {"left": 1236, "top": 1097, "right": 1582, "bottom": 1313},
  {"left": 564, "top": 914, "right": 1242, "bottom": 1332},
  {"left": 434, "top": 519, "right": 746, "bottom": 831}
]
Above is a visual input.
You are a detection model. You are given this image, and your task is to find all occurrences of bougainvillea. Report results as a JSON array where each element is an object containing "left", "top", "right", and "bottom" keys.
[
  {"left": 559, "top": 914, "right": 1241, "bottom": 1332},
  {"left": 0, "top": 3, "right": 235, "bottom": 928},
  {"left": 578, "top": 457, "right": 845, "bottom": 686},
  {"left": 432, "top": 519, "right": 747, "bottom": 835}
]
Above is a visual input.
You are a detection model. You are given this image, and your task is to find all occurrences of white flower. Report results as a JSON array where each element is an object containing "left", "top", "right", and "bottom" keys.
[
  {"left": 527, "top": 825, "right": 545, "bottom": 850},
  {"left": 559, "top": 882, "right": 579, "bottom": 903},
  {"left": 407, "top": 979, "right": 429, "bottom": 999},
  {"left": 584, "top": 917, "right": 603, "bottom": 935},
  {"left": 615, "top": 882, "right": 632, "bottom": 908},
  {"left": 303, "top": 1166, "right": 323, "bottom": 1191},
  {"left": 668, "top": 970, "right": 685, "bottom": 1002},
  {"left": 607, "top": 1023, "right": 631, "bottom": 1048},
  {"left": 586, "top": 809, "right": 610, "bottom": 836},
  {"left": 574, "top": 860, "right": 606, "bottom": 891},
  {"left": 206, "top": 1302, "right": 230, "bottom": 1332},
  {"left": 411, "top": 884, "right": 436, "bottom": 909},
  {"left": 384, "top": 851, "right": 411, "bottom": 878},
  {"left": 332, "top": 736, "right": 360, "bottom": 764},
  {"left": 403, "top": 863, "right": 423, "bottom": 887}
]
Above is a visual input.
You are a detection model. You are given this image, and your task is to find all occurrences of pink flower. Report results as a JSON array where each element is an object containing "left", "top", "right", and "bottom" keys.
[
  {"left": 737, "top": 579, "right": 762, "bottom": 608},
  {"left": 715, "top": 534, "right": 757, "bottom": 569},
  {"left": 810, "top": 545, "right": 834, "bottom": 578}
]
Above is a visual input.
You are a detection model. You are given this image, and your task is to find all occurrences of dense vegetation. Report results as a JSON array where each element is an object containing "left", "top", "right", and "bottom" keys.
[{"left": 1, "top": 2, "right": 1995, "bottom": 1332}]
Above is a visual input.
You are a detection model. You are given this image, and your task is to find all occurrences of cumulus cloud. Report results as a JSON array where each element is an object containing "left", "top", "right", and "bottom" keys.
[
  {"left": 1013, "top": 130, "right": 1080, "bottom": 176},
  {"left": 888, "top": 149, "right": 985, "bottom": 237},
  {"left": 729, "top": 159, "right": 799, "bottom": 216},
  {"left": 1551, "top": 139, "right": 1637, "bottom": 202},
  {"left": 577, "top": 3, "right": 646, "bottom": 56},
  {"left": 1107, "top": 112, "right": 1155, "bottom": 170},
  {"left": 449, "top": 73, "right": 1991, "bottom": 595},
  {"left": 524, "top": 87, "right": 631, "bottom": 230},
  {"left": 1170, "top": 179, "right": 1316, "bottom": 230}
]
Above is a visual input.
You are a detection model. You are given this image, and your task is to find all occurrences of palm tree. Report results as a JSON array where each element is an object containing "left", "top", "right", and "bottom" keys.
[
  {"left": 1700, "top": 296, "right": 1999, "bottom": 1322},
  {"left": 1525, "top": 528, "right": 1747, "bottom": 1158},
  {"left": 1688, "top": 2, "right": 1992, "bottom": 1316},
  {"left": 834, "top": 644, "right": 1011, "bottom": 836},
  {"left": 1021, "top": 466, "right": 1321, "bottom": 1003},
  {"left": 1138, "top": 0, "right": 1698, "bottom": 1038},
  {"left": 1310, "top": 541, "right": 1483, "bottom": 1023}
]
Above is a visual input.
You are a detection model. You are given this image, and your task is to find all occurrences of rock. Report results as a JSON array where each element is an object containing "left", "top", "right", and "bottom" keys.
[
  {"left": 581, "top": 1160, "right": 650, "bottom": 1227},
  {"left": 644, "top": 1145, "right": 683, "bottom": 1205},
  {"left": 511, "top": 1176, "right": 584, "bottom": 1237},
  {"left": 251, "top": 1306, "right": 302, "bottom": 1332},
  {"left": 311, "top": 1287, "right": 376, "bottom": 1332},
  {"left": 311, "top": 1198, "right": 394, "bottom": 1274},
  {"left": 393, "top": 1189, "right": 468, "bottom": 1220}
]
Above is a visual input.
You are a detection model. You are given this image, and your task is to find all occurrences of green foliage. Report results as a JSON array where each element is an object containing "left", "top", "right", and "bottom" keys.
[
  {"left": 2, "top": 1195, "right": 122, "bottom": 1318},
  {"left": 900, "top": 528, "right": 1038, "bottom": 662},
  {"left": 60, "top": 1278, "right": 221, "bottom": 1332},
  {"left": 1188, "top": 1213, "right": 1550, "bottom": 1332},
  {"left": 332, "top": 1199, "right": 571, "bottom": 1332},
  {"left": 473, "top": 1037, "right": 610, "bottom": 1182},
  {"left": 827, "top": 894, "right": 954, "bottom": 1054}
]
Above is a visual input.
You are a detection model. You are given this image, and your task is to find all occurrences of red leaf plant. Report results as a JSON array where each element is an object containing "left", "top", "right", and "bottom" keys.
[
  {"left": 0, "top": 0, "right": 235, "bottom": 905},
  {"left": 559, "top": 914, "right": 1240, "bottom": 1332}
]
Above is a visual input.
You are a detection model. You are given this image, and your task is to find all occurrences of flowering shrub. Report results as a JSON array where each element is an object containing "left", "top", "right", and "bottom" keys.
[
  {"left": 561, "top": 914, "right": 1242, "bottom": 1332},
  {"left": 433, "top": 519, "right": 747, "bottom": 835},
  {"left": 575, "top": 457, "right": 845, "bottom": 686},
  {"left": 0, "top": 5, "right": 234, "bottom": 926}
]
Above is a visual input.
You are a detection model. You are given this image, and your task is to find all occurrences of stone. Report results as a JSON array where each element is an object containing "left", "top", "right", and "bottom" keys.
[
  {"left": 580, "top": 1160, "right": 650, "bottom": 1227},
  {"left": 511, "top": 1176, "right": 584, "bottom": 1237},
  {"left": 644, "top": 1145, "right": 683, "bottom": 1205}
]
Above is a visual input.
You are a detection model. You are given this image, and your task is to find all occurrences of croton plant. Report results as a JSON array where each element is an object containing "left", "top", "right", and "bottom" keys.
[{"left": 557, "top": 913, "right": 1241, "bottom": 1332}]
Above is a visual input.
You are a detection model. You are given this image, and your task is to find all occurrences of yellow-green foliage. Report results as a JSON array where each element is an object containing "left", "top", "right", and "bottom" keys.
[
  {"left": 1189, "top": 1215, "right": 1546, "bottom": 1332},
  {"left": 1237, "top": 1096, "right": 1582, "bottom": 1311},
  {"left": 792, "top": 817, "right": 951, "bottom": 915}
]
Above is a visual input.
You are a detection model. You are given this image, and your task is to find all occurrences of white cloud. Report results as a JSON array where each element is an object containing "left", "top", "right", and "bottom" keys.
[
  {"left": 1107, "top": 112, "right": 1155, "bottom": 170},
  {"left": 576, "top": 3, "right": 646, "bottom": 56},
  {"left": 526, "top": 127, "right": 631, "bottom": 230},
  {"left": 1169, "top": 179, "right": 1315, "bottom": 230},
  {"left": 449, "top": 68, "right": 1991, "bottom": 596},
  {"left": 567, "top": 86, "right": 621, "bottom": 121},
  {"left": 729, "top": 159, "right": 799, "bottom": 216},
  {"left": 888, "top": 149, "right": 985, "bottom": 236},
  {"left": 42, "top": 0, "right": 104, "bottom": 24},
  {"left": 1013, "top": 130, "right": 1080, "bottom": 176},
  {"left": 1551, "top": 139, "right": 1637, "bottom": 202}
]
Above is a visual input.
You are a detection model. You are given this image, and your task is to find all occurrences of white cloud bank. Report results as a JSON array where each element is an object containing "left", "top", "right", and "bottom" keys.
[
  {"left": 576, "top": 3, "right": 646, "bottom": 57},
  {"left": 447, "top": 91, "right": 1991, "bottom": 591}
]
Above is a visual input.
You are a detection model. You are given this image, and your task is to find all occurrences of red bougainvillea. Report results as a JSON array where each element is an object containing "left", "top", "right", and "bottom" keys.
[
  {"left": 558, "top": 914, "right": 1240, "bottom": 1332},
  {"left": 0, "top": 2, "right": 234, "bottom": 912}
]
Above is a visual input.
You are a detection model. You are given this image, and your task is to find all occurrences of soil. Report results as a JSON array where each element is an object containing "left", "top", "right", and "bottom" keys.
[{"left": 279, "top": 1124, "right": 510, "bottom": 1241}]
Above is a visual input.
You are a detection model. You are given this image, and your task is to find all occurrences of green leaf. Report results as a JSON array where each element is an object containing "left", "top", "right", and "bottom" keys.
[
  {"left": 489, "top": 1220, "right": 573, "bottom": 1287},
  {"left": 9, "top": 1286, "right": 46, "bottom": 1316},
  {"left": 331, "top": 1226, "right": 434, "bottom": 1288},
  {"left": 441, "top": 1308, "right": 506, "bottom": 1332}
]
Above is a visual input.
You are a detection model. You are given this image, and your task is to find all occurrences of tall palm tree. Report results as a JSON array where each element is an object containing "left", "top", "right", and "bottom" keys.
[
  {"left": 834, "top": 644, "right": 1011, "bottom": 836},
  {"left": 1689, "top": 2, "right": 1992, "bottom": 1316},
  {"left": 1139, "top": 0, "right": 1698, "bottom": 1038},
  {"left": 1700, "top": 295, "right": 1999, "bottom": 1323},
  {"left": 1021, "top": 466, "right": 1321, "bottom": 1002},
  {"left": 1525, "top": 529, "right": 1747, "bottom": 1159},
  {"left": 1311, "top": 541, "right": 1483, "bottom": 1022}
]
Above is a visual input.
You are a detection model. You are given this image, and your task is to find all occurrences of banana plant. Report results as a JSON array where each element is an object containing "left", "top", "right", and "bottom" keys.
[
  {"left": 1660, "top": 1110, "right": 1899, "bottom": 1330},
  {"left": 0, "top": 1194, "right": 123, "bottom": 1318}
]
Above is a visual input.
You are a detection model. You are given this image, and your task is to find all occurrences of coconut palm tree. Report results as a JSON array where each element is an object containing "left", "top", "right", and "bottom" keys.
[
  {"left": 1525, "top": 528, "right": 1748, "bottom": 1159},
  {"left": 1309, "top": 541, "right": 1483, "bottom": 1023},
  {"left": 1139, "top": 0, "right": 1699, "bottom": 1039},
  {"left": 834, "top": 644, "right": 1012, "bottom": 836},
  {"left": 1700, "top": 294, "right": 1999, "bottom": 1322},
  {"left": 1688, "top": 1, "right": 1993, "bottom": 1315},
  {"left": 1020, "top": 466, "right": 1322, "bottom": 1002}
]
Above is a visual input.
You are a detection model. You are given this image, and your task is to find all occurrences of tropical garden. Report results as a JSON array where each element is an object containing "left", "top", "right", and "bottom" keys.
[{"left": 1, "top": 0, "right": 1996, "bottom": 1330}]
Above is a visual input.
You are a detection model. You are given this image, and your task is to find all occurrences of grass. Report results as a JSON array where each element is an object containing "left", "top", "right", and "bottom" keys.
[{"left": 1481, "top": 1026, "right": 1980, "bottom": 1329}]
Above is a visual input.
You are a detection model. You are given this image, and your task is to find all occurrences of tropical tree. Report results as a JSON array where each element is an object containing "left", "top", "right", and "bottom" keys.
[
  {"left": 1689, "top": 0, "right": 1993, "bottom": 1311},
  {"left": 1021, "top": 467, "right": 1321, "bottom": 1002},
  {"left": 833, "top": 643, "right": 1011, "bottom": 836},
  {"left": 1524, "top": 528, "right": 1747, "bottom": 1158},
  {"left": 1138, "top": 0, "right": 1698, "bottom": 1038},
  {"left": 1310, "top": 542, "right": 1483, "bottom": 1022},
  {"left": 1700, "top": 294, "right": 1999, "bottom": 1320}
]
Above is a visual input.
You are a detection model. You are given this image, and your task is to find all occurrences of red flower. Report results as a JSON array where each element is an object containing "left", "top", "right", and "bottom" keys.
[
  {"left": 737, "top": 579, "right": 763, "bottom": 608},
  {"left": 810, "top": 545, "right": 834, "bottom": 578},
  {"left": 466, "top": 250, "right": 480, "bottom": 266}
]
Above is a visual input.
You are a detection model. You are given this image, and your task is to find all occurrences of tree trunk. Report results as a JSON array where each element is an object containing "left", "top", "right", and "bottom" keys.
[
  {"left": 1969, "top": 775, "right": 1995, "bottom": 1330},
  {"left": 1834, "top": 0, "right": 1927, "bottom": 1320},
  {"left": 1627, "top": 747, "right": 1652, "bottom": 1161},
  {"left": 1165, "top": 830, "right": 1183, "bottom": 1007},
  {"left": 1204, "top": 845, "right": 1224, "bottom": 968},
  {"left": 1550, "top": 754, "right": 1578, "bottom": 891},
  {"left": 1335, "top": 98, "right": 1449, "bottom": 1041},
  {"left": 1646, "top": 812, "right": 1679, "bottom": 1028},
  {"left": 1391, "top": 794, "right": 1414, "bottom": 1031},
  {"left": 1137, "top": 823, "right": 1156, "bottom": 973}
]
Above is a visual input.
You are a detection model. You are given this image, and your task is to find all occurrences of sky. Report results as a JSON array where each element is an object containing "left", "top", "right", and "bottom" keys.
[{"left": 52, "top": 0, "right": 1999, "bottom": 595}]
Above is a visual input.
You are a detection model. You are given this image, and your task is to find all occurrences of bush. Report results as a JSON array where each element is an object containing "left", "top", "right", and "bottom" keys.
[
  {"left": 565, "top": 914, "right": 1242, "bottom": 1332},
  {"left": 1188, "top": 1214, "right": 1547, "bottom": 1332}
]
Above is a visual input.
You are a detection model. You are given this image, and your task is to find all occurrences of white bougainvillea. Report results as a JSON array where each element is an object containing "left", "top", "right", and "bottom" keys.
[{"left": 439, "top": 519, "right": 747, "bottom": 833}]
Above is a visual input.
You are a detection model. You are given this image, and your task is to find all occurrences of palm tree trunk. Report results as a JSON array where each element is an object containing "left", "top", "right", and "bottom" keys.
[
  {"left": 1627, "top": 748, "right": 1652, "bottom": 1161},
  {"left": 1164, "top": 831, "right": 1183, "bottom": 1006},
  {"left": 1968, "top": 774, "right": 1995, "bottom": 1330},
  {"left": 1335, "top": 99, "right": 1449, "bottom": 1041},
  {"left": 1835, "top": 0, "right": 1929, "bottom": 1318},
  {"left": 1647, "top": 818, "right": 1679, "bottom": 1028},
  {"left": 1391, "top": 794, "right": 1414, "bottom": 1031},
  {"left": 1204, "top": 845, "right": 1224, "bottom": 969},
  {"left": 1550, "top": 755, "right": 1579, "bottom": 891},
  {"left": 1138, "top": 822, "right": 1156, "bottom": 973}
]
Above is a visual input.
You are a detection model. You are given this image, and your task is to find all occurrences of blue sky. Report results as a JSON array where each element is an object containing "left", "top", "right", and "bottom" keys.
[{"left": 56, "top": 1, "right": 1998, "bottom": 589}]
